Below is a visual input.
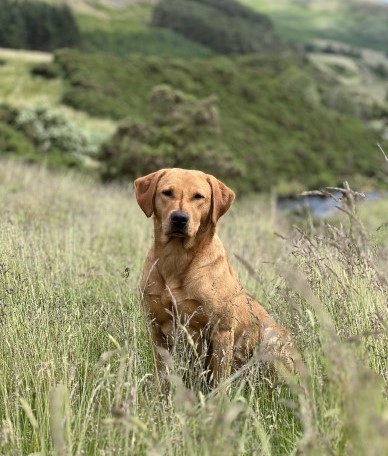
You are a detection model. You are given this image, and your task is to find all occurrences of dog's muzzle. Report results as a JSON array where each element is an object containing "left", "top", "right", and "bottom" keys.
[{"left": 169, "top": 211, "right": 189, "bottom": 236}]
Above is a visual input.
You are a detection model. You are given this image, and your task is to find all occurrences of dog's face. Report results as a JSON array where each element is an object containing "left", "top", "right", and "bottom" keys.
[
  {"left": 134, "top": 168, "right": 235, "bottom": 245},
  {"left": 154, "top": 169, "right": 213, "bottom": 240}
]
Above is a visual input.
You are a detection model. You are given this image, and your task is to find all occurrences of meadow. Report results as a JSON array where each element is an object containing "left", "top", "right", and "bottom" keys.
[{"left": 0, "top": 159, "right": 387, "bottom": 455}]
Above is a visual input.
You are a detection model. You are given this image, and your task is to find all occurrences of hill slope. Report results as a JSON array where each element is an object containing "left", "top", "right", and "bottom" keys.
[
  {"left": 240, "top": 0, "right": 388, "bottom": 52},
  {"left": 51, "top": 49, "right": 383, "bottom": 193}
]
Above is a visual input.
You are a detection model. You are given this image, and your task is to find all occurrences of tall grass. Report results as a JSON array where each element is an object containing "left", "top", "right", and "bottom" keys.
[{"left": 0, "top": 159, "right": 387, "bottom": 455}]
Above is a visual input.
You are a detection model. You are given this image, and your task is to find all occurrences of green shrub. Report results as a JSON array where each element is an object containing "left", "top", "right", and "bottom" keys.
[
  {"left": 100, "top": 85, "right": 242, "bottom": 182},
  {"left": 0, "top": 122, "right": 82, "bottom": 169},
  {"left": 0, "top": 122, "right": 36, "bottom": 157},
  {"left": 151, "top": 0, "right": 279, "bottom": 54},
  {"left": 31, "top": 62, "right": 60, "bottom": 80},
  {"left": 14, "top": 105, "right": 95, "bottom": 156},
  {"left": 0, "top": 104, "right": 91, "bottom": 171},
  {"left": 0, "top": 104, "right": 18, "bottom": 125},
  {"left": 0, "top": 120, "right": 85, "bottom": 170}
]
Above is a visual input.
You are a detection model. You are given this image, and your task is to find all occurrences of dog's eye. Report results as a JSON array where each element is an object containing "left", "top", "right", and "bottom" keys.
[
  {"left": 162, "top": 189, "right": 173, "bottom": 197},
  {"left": 194, "top": 193, "right": 204, "bottom": 200}
]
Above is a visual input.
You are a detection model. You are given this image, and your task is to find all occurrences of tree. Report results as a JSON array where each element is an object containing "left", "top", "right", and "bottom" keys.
[{"left": 0, "top": 0, "right": 80, "bottom": 51}]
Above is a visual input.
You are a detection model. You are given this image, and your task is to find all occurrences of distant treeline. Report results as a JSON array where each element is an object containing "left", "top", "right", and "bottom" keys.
[
  {"left": 152, "top": 0, "right": 280, "bottom": 54},
  {"left": 0, "top": 0, "right": 80, "bottom": 51}
]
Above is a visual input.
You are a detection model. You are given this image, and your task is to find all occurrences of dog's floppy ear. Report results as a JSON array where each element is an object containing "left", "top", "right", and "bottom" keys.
[
  {"left": 134, "top": 169, "right": 167, "bottom": 217},
  {"left": 207, "top": 175, "right": 235, "bottom": 225}
]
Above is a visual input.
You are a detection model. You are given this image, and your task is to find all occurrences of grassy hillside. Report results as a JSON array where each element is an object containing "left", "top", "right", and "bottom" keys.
[
  {"left": 0, "top": 159, "right": 387, "bottom": 454},
  {"left": 42, "top": 0, "right": 388, "bottom": 57},
  {"left": 307, "top": 42, "right": 388, "bottom": 117},
  {"left": 51, "top": 49, "right": 384, "bottom": 193},
  {"left": 74, "top": 0, "right": 214, "bottom": 58},
  {"left": 0, "top": 49, "right": 116, "bottom": 145},
  {"left": 240, "top": 0, "right": 388, "bottom": 52}
]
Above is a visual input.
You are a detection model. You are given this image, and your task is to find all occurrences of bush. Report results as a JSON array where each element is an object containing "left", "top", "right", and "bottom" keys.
[
  {"left": 31, "top": 62, "right": 60, "bottom": 80},
  {"left": 0, "top": 104, "right": 18, "bottom": 124},
  {"left": 0, "top": 120, "right": 85, "bottom": 170},
  {"left": 0, "top": 0, "right": 80, "bottom": 51},
  {"left": 100, "top": 85, "right": 243, "bottom": 182},
  {"left": 151, "top": 0, "right": 279, "bottom": 54},
  {"left": 0, "top": 104, "right": 92, "bottom": 171},
  {"left": 0, "top": 122, "right": 36, "bottom": 157},
  {"left": 14, "top": 105, "right": 94, "bottom": 156}
]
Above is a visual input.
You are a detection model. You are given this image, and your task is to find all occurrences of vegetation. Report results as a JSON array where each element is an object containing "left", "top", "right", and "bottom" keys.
[
  {"left": 1, "top": 2, "right": 387, "bottom": 452},
  {"left": 0, "top": 159, "right": 387, "bottom": 455},
  {"left": 0, "top": 104, "right": 91, "bottom": 170},
  {"left": 151, "top": 0, "right": 279, "bottom": 54},
  {"left": 0, "top": 50, "right": 117, "bottom": 147},
  {"left": 0, "top": 52, "right": 62, "bottom": 107},
  {"left": 52, "top": 49, "right": 383, "bottom": 193},
  {"left": 100, "top": 85, "right": 241, "bottom": 182},
  {"left": 0, "top": 121, "right": 36, "bottom": 157},
  {"left": 13, "top": 104, "right": 95, "bottom": 156},
  {"left": 240, "top": 0, "right": 388, "bottom": 53},
  {"left": 80, "top": 26, "right": 213, "bottom": 58},
  {"left": 68, "top": 0, "right": 214, "bottom": 58},
  {"left": 0, "top": 0, "right": 80, "bottom": 51}
]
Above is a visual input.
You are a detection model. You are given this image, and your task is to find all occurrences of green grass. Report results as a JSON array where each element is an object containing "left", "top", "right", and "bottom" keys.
[
  {"left": 0, "top": 159, "right": 387, "bottom": 454},
  {"left": 75, "top": 4, "right": 214, "bottom": 58},
  {"left": 0, "top": 54, "right": 62, "bottom": 106}
]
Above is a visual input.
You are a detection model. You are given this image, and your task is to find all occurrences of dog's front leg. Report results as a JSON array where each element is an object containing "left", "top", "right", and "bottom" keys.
[
  {"left": 149, "top": 322, "right": 174, "bottom": 392},
  {"left": 210, "top": 328, "right": 234, "bottom": 385}
]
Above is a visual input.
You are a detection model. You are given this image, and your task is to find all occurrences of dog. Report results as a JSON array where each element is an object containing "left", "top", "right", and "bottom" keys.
[{"left": 134, "top": 168, "right": 294, "bottom": 385}]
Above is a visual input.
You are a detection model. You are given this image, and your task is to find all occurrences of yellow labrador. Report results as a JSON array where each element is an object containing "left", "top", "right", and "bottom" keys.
[{"left": 135, "top": 168, "right": 293, "bottom": 384}]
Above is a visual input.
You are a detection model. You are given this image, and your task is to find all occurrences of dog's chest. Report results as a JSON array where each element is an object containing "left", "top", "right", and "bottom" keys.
[{"left": 158, "top": 275, "right": 209, "bottom": 329}]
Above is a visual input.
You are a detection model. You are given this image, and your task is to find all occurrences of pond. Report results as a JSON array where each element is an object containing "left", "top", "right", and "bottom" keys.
[{"left": 277, "top": 190, "right": 383, "bottom": 218}]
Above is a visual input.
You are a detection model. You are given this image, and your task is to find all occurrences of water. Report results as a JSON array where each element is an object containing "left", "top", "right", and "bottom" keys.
[{"left": 277, "top": 191, "right": 383, "bottom": 218}]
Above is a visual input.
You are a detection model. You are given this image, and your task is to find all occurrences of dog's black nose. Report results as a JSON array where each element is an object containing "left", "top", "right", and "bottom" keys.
[{"left": 170, "top": 211, "right": 189, "bottom": 226}]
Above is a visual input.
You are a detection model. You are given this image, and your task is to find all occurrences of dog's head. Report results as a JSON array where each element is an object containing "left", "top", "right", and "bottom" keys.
[{"left": 134, "top": 168, "right": 235, "bottom": 245}]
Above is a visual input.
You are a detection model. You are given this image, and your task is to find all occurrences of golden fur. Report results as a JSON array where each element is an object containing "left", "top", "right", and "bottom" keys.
[{"left": 134, "top": 168, "right": 293, "bottom": 384}]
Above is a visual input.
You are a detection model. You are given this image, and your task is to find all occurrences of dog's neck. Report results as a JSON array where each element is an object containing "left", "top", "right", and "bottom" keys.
[{"left": 153, "top": 222, "right": 216, "bottom": 281}]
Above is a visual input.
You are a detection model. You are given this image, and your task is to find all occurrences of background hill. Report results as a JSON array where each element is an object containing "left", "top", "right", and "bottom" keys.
[
  {"left": 49, "top": 49, "right": 381, "bottom": 192},
  {"left": 0, "top": 0, "right": 387, "bottom": 193},
  {"left": 240, "top": 0, "right": 388, "bottom": 52}
]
